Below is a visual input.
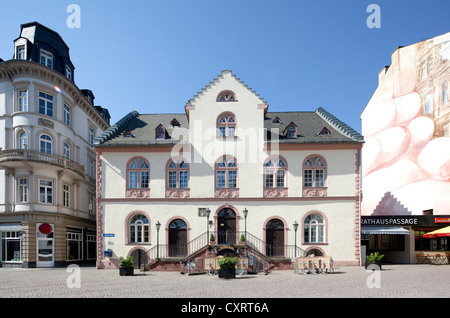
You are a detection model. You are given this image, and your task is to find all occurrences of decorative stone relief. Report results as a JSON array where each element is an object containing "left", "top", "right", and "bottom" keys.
[
  {"left": 303, "top": 187, "right": 328, "bottom": 197},
  {"left": 126, "top": 189, "right": 151, "bottom": 198},
  {"left": 263, "top": 188, "right": 288, "bottom": 198},
  {"left": 214, "top": 188, "right": 239, "bottom": 198}
]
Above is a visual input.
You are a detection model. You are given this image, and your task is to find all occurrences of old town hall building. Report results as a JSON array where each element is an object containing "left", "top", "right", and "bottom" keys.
[{"left": 94, "top": 70, "right": 364, "bottom": 271}]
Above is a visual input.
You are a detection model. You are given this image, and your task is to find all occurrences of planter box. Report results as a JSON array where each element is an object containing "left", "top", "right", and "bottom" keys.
[
  {"left": 218, "top": 268, "right": 236, "bottom": 279},
  {"left": 120, "top": 267, "right": 134, "bottom": 276}
]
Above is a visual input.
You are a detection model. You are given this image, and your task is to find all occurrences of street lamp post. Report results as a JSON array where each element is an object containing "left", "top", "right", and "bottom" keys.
[
  {"left": 293, "top": 221, "right": 299, "bottom": 258},
  {"left": 156, "top": 221, "right": 161, "bottom": 259},
  {"left": 205, "top": 208, "right": 211, "bottom": 246},
  {"left": 243, "top": 208, "right": 248, "bottom": 245}
]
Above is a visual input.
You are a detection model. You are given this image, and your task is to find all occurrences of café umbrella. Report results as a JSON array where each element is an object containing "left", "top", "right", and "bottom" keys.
[{"left": 423, "top": 226, "right": 450, "bottom": 238}]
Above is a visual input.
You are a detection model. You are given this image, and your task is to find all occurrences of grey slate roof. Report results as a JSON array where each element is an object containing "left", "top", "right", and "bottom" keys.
[{"left": 94, "top": 108, "right": 363, "bottom": 147}]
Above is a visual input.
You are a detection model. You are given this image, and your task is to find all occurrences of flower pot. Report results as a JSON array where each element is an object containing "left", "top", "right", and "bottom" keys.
[
  {"left": 120, "top": 267, "right": 134, "bottom": 276},
  {"left": 365, "top": 262, "right": 382, "bottom": 270},
  {"left": 218, "top": 268, "right": 236, "bottom": 279}
]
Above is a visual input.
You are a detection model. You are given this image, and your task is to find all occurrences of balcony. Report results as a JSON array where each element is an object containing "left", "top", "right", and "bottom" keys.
[{"left": 0, "top": 148, "right": 85, "bottom": 178}]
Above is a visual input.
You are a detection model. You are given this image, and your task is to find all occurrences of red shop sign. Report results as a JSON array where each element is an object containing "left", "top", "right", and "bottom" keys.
[
  {"left": 39, "top": 223, "right": 53, "bottom": 235},
  {"left": 435, "top": 218, "right": 450, "bottom": 224}
]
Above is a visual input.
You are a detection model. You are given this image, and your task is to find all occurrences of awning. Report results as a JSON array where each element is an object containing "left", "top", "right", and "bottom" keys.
[
  {"left": 423, "top": 226, "right": 450, "bottom": 238},
  {"left": 0, "top": 223, "right": 23, "bottom": 231},
  {"left": 361, "top": 226, "right": 410, "bottom": 235}
]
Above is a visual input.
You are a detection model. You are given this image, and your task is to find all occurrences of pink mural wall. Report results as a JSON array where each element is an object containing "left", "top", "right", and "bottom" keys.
[{"left": 361, "top": 32, "right": 450, "bottom": 216}]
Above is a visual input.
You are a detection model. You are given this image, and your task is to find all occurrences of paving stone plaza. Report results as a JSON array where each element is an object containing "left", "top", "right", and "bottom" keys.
[{"left": 0, "top": 264, "right": 449, "bottom": 299}]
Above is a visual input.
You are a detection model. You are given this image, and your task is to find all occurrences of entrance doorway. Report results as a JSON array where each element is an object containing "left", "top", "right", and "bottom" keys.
[
  {"left": 266, "top": 219, "right": 284, "bottom": 257},
  {"left": 218, "top": 208, "right": 236, "bottom": 245},
  {"left": 36, "top": 223, "right": 54, "bottom": 267},
  {"left": 130, "top": 248, "right": 149, "bottom": 269},
  {"left": 168, "top": 219, "right": 187, "bottom": 257}
]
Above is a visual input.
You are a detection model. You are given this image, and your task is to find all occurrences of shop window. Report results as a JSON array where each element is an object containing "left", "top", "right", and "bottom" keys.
[
  {"left": 67, "top": 229, "right": 83, "bottom": 261},
  {"left": 1, "top": 231, "right": 22, "bottom": 262}
]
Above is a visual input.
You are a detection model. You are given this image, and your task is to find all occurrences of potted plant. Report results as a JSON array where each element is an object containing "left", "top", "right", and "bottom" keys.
[
  {"left": 119, "top": 256, "right": 134, "bottom": 276},
  {"left": 218, "top": 256, "right": 238, "bottom": 279},
  {"left": 365, "top": 252, "right": 384, "bottom": 270},
  {"left": 209, "top": 233, "right": 216, "bottom": 245},
  {"left": 239, "top": 234, "right": 245, "bottom": 244}
]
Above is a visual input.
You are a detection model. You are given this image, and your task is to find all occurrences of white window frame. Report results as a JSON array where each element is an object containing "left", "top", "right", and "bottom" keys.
[
  {"left": 38, "top": 178, "right": 54, "bottom": 204},
  {"left": 18, "top": 89, "right": 28, "bottom": 112},
  {"left": 40, "top": 49, "right": 53, "bottom": 68},
  {"left": 18, "top": 177, "right": 28, "bottom": 203},
  {"left": 16, "top": 45, "right": 26, "bottom": 60},
  {"left": 63, "top": 184, "right": 70, "bottom": 208},
  {"left": 64, "top": 104, "right": 71, "bottom": 126},
  {"left": 88, "top": 157, "right": 95, "bottom": 178},
  {"left": 88, "top": 194, "right": 95, "bottom": 215},
  {"left": 38, "top": 91, "right": 53, "bottom": 117},
  {"left": 65, "top": 65, "right": 72, "bottom": 81},
  {"left": 19, "top": 131, "right": 28, "bottom": 150},
  {"left": 1, "top": 231, "right": 22, "bottom": 263},
  {"left": 89, "top": 126, "right": 95, "bottom": 145}
]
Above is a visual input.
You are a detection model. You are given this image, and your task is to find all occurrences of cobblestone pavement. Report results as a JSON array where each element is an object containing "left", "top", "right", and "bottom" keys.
[{"left": 0, "top": 264, "right": 449, "bottom": 299}]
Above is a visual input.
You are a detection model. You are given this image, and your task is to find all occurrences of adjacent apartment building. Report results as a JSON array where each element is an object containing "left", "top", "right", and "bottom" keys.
[
  {"left": 361, "top": 32, "right": 450, "bottom": 264},
  {"left": 94, "top": 70, "right": 364, "bottom": 270},
  {"left": 0, "top": 22, "right": 110, "bottom": 268}
]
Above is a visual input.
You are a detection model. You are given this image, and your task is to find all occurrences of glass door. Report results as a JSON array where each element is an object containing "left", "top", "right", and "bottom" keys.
[{"left": 36, "top": 223, "right": 54, "bottom": 267}]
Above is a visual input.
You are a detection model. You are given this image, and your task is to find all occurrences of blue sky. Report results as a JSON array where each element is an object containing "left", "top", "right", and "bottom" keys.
[{"left": 1, "top": 0, "right": 449, "bottom": 133}]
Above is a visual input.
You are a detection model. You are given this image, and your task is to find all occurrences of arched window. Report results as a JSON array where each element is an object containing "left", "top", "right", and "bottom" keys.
[
  {"left": 217, "top": 90, "right": 237, "bottom": 102},
  {"left": 304, "top": 214, "right": 325, "bottom": 244},
  {"left": 127, "top": 157, "right": 150, "bottom": 189},
  {"left": 19, "top": 131, "right": 28, "bottom": 149},
  {"left": 215, "top": 156, "right": 238, "bottom": 189},
  {"left": 217, "top": 112, "right": 236, "bottom": 137},
  {"left": 167, "top": 158, "right": 189, "bottom": 189},
  {"left": 39, "top": 134, "right": 53, "bottom": 154},
  {"left": 63, "top": 142, "right": 70, "bottom": 159},
  {"left": 264, "top": 156, "right": 287, "bottom": 188},
  {"left": 129, "top": 214, "right": 149, "bottom": 243},
  {"left": 303, "top": 155, "right": 326, "bottom": 188}
]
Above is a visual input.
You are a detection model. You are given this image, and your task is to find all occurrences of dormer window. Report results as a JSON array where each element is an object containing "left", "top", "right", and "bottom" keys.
[
  {"left": 123, "top": 130, "right": 134, "bottom": 138},
  {"left": 40, "top": 49, "right": 53, "bottom": 68},
  {"left": 156, "top": 124, "right": 166, "bottom": 140},
  {"left": 16, "top": 45, "right": 26, "bottom": 60},
  {"left": 319, "top": 127, "right": 330, "bottom": 135},
  {"left": 171, "top": 118, "right": 181, "bottom": 127},
  {"left": 217, "top": 90, "right": 237, "bottom": 102},
  {"left": 285, "top": 123, "right": 297, "bottom": 138},
  {"left": 272, "top": 117, "right": 282, "bottom": 124},
  {"left": 65, "top": 65, "right": 72, "bottom": 81}
]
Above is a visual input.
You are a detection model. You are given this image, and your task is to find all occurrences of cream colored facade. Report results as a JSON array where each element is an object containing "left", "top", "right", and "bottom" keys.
[
  {"left": 96, "top": 70, "right": 363, "bottom": 269},
  {"left": 0, "top": 22, "right": 110, "bottom": 268}
]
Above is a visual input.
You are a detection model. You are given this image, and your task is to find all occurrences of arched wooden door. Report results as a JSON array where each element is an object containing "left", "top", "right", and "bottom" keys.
[
  {"left": 169, "top": 219, "right": 187, "bottom": 257},
  {"left": 266, "top": 219, "right": 284, "bottom": 257},
  {"left": 217, "top": 208, "right": 236, "bottom": 245}
]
